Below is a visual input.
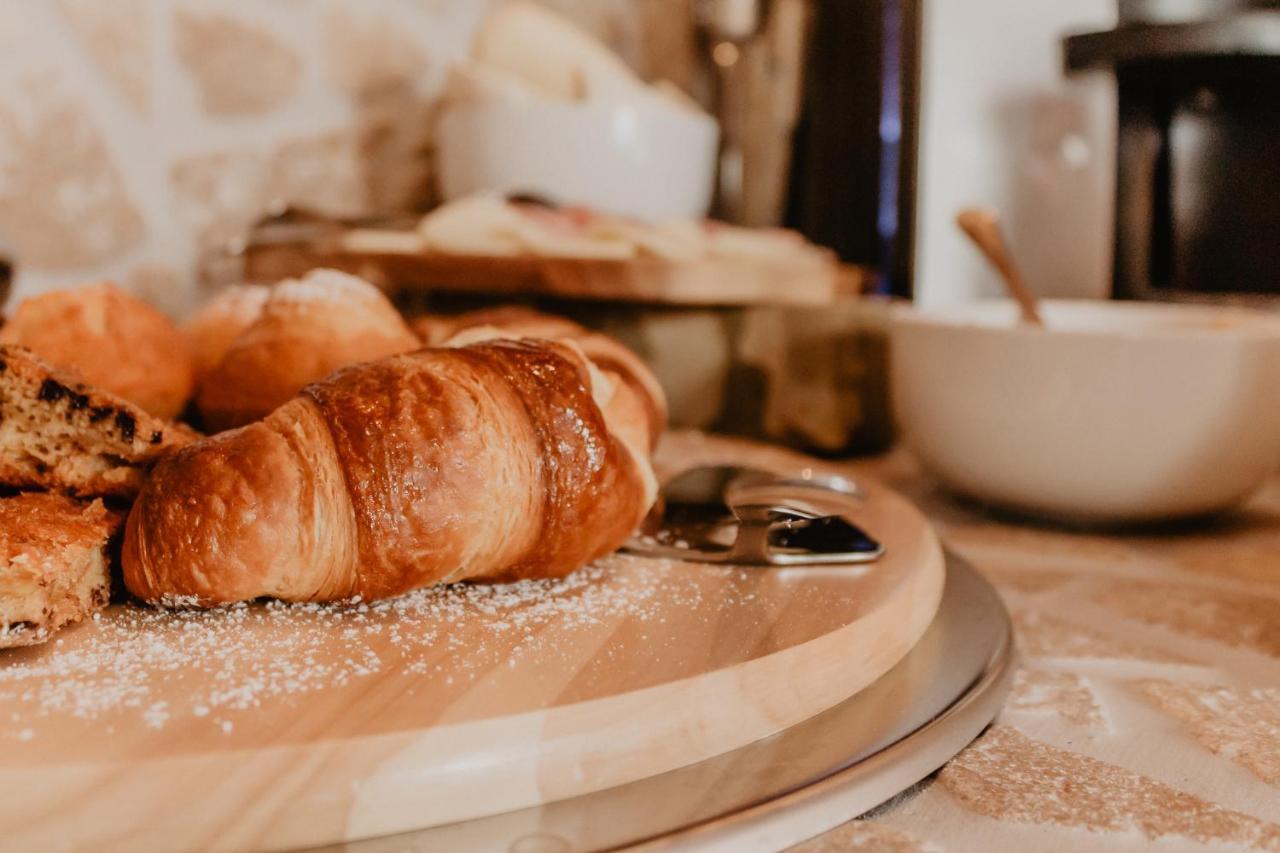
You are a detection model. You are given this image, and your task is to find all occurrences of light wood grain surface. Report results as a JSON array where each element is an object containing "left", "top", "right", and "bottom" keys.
[
  {"left": 792, "top": 449, "right": 1280, "bottom": 853},
  {"left": 0, "top": 433, "right": 942, "bottom": 852}
]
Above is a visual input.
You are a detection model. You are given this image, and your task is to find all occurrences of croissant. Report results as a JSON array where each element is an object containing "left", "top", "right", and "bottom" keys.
[
  {"left": 412, "top": 306, "right": 668, "bottom": 452},
  {"left": 122, "top": 337, "right": 660, "bottom": 604}
]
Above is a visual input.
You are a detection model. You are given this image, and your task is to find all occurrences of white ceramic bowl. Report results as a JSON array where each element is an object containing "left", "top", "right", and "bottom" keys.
[
  {"left": 437, "top": 100, "right": 719, "bottom": 221},
  {"left": 891, "top": 299, "right": 1280, "bottom": 523}
]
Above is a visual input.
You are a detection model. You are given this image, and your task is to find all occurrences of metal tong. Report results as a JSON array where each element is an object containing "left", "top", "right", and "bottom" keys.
[{"left": 624, "top": 465, "right": 884, "bottom": 566}]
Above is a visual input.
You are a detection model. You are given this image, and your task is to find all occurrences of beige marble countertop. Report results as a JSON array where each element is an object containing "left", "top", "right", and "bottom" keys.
[{"left": 784, "top": 448, "right": 1280, "bottom": 853}]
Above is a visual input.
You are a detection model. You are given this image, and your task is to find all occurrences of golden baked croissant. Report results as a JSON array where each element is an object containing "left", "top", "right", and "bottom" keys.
[
  {"left": 122, "top": 337, "right": 660, "bottom": 605},
  {"left": 412, "top": 306, "right": 668, "bottom": 453}
]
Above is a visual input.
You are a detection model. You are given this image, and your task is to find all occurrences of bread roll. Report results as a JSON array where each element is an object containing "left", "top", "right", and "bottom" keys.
[
  {"left": 0, "top": 282, "right": 195, "bottom": 419},
  {"left": 195, "top": 270, "right": 419, "bottom": 431},
  {"left": 182, "top": 283, "right": 270, "bottom": 384}
]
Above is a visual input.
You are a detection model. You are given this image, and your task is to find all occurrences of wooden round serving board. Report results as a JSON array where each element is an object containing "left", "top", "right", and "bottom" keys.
[{"left": 0, "top": 435, "right": 943, "bottom": 852}]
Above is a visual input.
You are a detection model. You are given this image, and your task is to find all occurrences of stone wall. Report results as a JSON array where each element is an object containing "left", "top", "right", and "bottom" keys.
[{"left": 0, "top": 0, "right": 684, "bottom": 314}]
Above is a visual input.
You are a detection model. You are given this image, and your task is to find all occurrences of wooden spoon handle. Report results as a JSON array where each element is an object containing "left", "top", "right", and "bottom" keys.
[{"left": 956, "top": 208, "right": 1043, "bottom": 326}]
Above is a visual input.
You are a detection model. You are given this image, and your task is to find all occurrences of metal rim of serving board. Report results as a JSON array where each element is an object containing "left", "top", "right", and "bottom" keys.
[{"left": 328, "top": 551, "right": 1015, "bottom": 853}]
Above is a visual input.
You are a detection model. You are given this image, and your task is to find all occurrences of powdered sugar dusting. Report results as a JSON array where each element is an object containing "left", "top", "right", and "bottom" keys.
[
  {"left": 0, "top": 554, "right": 737, "bottom": 740},
  {"left": 201, "top": 283, "right": 269, "bottom": 325},
  {"left": 270, "top": 268, "right": 383, "bottom": 305}
]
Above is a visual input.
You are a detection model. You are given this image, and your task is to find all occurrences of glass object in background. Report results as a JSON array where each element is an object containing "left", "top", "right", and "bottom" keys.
[
  {"left": 785, "top": 0, "right": 920, "bottom": 297},
  {"left": 692, "top": 0, "right": 811, "bottom": 227}
]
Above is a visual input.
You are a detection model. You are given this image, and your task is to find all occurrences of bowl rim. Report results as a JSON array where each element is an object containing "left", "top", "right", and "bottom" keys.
[{"left": 891, "top": 298, "right": 1280, "bottom": 342}]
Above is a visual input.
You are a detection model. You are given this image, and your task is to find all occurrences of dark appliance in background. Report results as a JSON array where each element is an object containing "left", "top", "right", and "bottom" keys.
[
  {"left": 693, "top": 0, "right": 921, "bottom": 298},
  {"left": 1066, "top": 0, "right": 1280, "bottom": 300}
]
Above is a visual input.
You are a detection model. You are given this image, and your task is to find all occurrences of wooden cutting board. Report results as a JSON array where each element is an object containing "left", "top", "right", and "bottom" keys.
[
  {"left": 0, "top": 436, "right": 943, "bottom": 852},
  {"left": 243, "top": 241, "right": 871, "bottom": 307}
]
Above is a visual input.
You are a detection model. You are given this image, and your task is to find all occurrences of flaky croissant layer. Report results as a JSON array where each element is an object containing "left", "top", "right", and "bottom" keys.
[{"left": 122, "top": 339, "right": 659, "bottom": 605}]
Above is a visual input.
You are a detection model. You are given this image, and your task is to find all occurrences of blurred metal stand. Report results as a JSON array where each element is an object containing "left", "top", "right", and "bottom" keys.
[{"left": 1066, "top": 0, "right": 1280, "bottom": 301}]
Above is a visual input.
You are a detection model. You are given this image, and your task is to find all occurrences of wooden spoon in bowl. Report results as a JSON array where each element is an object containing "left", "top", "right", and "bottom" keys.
[{"left": 956, "top": 207, "right": 1044, "bottom": 327}]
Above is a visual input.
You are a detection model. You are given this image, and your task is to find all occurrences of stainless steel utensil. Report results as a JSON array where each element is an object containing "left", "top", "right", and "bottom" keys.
[{"left": 625, "top": 465, "right": 884, "bottom": 566}]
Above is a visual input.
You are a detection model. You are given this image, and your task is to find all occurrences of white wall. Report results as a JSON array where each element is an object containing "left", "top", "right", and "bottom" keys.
[{"left": 914, "top": 0, "right": 1118, "bottom": 306}]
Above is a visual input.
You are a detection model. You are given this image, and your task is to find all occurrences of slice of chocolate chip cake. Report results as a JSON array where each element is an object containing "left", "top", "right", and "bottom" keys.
[
  {"left": 0, "top": 345, "right": 195, "bottom": 499},
  {"left": 0, "top": 492, "right": 121, "bottom": 648}
]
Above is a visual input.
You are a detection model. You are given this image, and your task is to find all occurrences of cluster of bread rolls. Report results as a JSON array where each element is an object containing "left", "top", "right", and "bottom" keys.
[
  {"left": 0, "top": 270, "right": 663, "bottom": 635},
  {"left": 152, "top": 274, "right": 661, "bottom": 605}
]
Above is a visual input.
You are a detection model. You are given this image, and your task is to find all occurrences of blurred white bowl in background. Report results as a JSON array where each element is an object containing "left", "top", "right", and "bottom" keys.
[
  {"left": 891, "top": 299, "right": 1280, "bottom": 523},
  {"left": 438, "top": 100, "right": 719, "bottom": 222}
]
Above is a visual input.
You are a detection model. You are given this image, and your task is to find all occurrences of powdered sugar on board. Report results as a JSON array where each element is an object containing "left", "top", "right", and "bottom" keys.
[{"left": 0, "top": 553, "right": 807, "bottom": 746}]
